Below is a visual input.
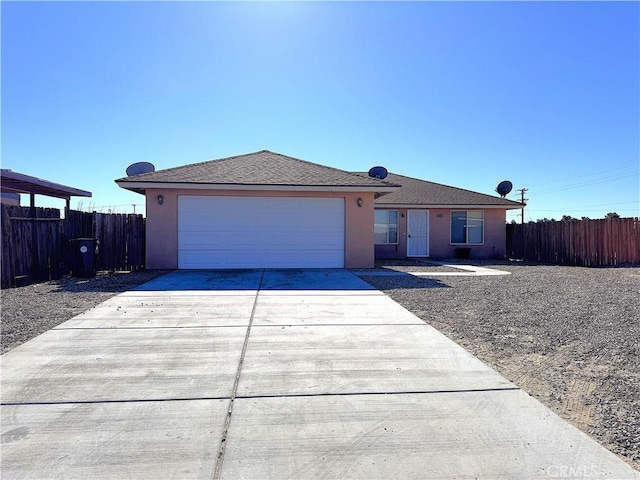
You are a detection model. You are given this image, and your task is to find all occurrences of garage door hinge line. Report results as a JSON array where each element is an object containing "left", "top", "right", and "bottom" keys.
[{"left": 213, "top": 269, "right": 265, "bottom": 480}]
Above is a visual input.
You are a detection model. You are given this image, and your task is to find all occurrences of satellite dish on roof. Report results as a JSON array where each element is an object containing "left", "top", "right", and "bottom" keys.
[
  {"left": 496, "top": 180, "right": 513, "bottom": 198},
  {"left": 126, "top": 162, "right": 155, "bottom": 176},
  {"left": 368, "top": 166, "right": 388, "bottom": 180}
]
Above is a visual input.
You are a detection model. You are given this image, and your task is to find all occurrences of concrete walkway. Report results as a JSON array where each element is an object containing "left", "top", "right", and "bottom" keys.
[
  {"left": 353, "top": 261, "right": 511, "bottom": 277},
  {"left": 1, "top": 270, "right": 637, "bottom": 479}
]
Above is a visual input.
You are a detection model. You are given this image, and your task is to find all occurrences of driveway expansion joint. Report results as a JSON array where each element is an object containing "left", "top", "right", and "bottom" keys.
[
  {"left": 53, "top": 325, "right": 249, "bottom": 330},
  {"left": 233, "top": 387, "right": 522, "bottom": 401},
  {"left": 250, "top": 322, "right": 428, "bottom": 328},
  {"left": 213, "top": 269, "right": 265, "bottom": 480},
  {"left": 0, "top": 396, "right": 232, "bottom": 407}
]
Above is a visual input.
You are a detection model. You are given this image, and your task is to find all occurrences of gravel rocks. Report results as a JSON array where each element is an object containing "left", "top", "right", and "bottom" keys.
[
  {"left": 359, "top": 261, "right": 640, "bottom": 470},
  {"left": 1, "top": 270, "right": 170, "bottom": 354}
]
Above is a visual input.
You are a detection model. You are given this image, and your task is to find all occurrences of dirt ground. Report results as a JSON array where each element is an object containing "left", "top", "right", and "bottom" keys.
[
  {"left": 361, "top": 261, "right": 640, "bottom": 471},
  {"left": 0, "top": 270, "right": 170, "bottom": 354}
]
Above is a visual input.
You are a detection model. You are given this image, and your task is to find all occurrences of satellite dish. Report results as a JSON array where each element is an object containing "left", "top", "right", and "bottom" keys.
[
  {"left": 126, "top": 162, "right": 155, "bottom": 176},
  {"left": 496, "top": 180, "right": 513, "bottom": 198},
  {"left": 368, "top": 166, "right": 388, "bottom": 180}
]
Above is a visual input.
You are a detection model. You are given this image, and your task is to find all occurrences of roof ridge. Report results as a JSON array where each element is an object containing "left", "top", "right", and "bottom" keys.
[
  {"left": 126, "top": 150, "right": 384, "bottom": 183},
  {"left": 127, "top": 150, "right": 270, "bottom": 179},
  {"left": 116, "top": 151, "right": 402, "bottom": 189},
  {"left": 264, "top": 151, "right": 396, "bottom": 185},
  {"left": 385, "top": 172, "right": 521, "bottom": 204}
]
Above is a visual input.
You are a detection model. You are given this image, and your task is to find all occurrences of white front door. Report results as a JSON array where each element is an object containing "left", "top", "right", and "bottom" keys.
[{"left": 407, "top": 210, "right": 429, "bottom": 257}]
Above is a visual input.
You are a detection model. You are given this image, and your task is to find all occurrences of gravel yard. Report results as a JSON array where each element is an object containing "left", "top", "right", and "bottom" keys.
[
  {"left": 360, "top": 261, "right": 640, "bottom": 470},
  {"left": 1, "top": 270, "right": 170, "bottom": 354}
]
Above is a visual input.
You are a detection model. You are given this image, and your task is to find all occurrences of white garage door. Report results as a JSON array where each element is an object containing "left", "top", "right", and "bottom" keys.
[{"left": 178, "top": 196, "right": 345, "bottom": 269}]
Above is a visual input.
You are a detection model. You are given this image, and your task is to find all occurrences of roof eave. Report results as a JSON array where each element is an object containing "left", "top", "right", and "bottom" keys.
[
  {"left": 115, "top": 181, "right": 399, "bottom": 194},
  {"left": 1, "top": 170, "right": 92, "bottom": 199},
  {"left": 374, "top": 203, "right": 524, "bottom": 210}
]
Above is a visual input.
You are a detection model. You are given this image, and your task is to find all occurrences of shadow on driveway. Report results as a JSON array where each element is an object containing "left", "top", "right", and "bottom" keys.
[{"left": 132, "top": 269, "right": 383, "bottom": 292}]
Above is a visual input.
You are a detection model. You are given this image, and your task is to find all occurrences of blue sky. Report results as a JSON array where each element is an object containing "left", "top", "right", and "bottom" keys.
[{"left": 2, "top": 1, "right": 638, "bottom": 221}]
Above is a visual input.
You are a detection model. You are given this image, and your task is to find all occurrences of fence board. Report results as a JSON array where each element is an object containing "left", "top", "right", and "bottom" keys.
[
  {"left": 1, "top": 206, "right": 15, "bottom": 287},
  {"left": 1, "top": 206, "right": 146, "bottom": 288},
  {"left": 507, "top": 217, "right": 640, "bottom": 266}
]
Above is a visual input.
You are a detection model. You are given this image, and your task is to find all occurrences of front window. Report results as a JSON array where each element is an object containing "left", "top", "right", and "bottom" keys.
[
  {"left": 375, "top": 210, "right": 398, "bottom": 244},
  {"left": 451, "top": 210, "right": 484, "bottom": 244}
]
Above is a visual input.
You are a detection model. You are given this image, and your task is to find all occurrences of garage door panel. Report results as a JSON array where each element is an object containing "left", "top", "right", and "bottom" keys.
[
  {"left": 231, "top": 236, "right": 267, "bottom": 247},
  {"left": 306, "top": 253, "right": 344, "bottom": 267},
  {"left": 179, "top": 252, "right": 263, "bottom": 269},
  {"left": 179, "top": 233, "right": 227, "bottom": 248},
  {"left": 183, "top": 234, "right": 338, "bottom": 250},
  {"left": 178, "top": 196, "right": 345, "bottom": 269},
  {"left": 308, "top": 233, "right": 344, "bottom": 246},
  {"left": 225, "top": 253, "right": 266, "bottom": 268},
  {"left": 181, "top": 215, "right": 252, "bottom": 232},
  {"left": 179, "top": 252, "right": 344, "bottom": 270}
]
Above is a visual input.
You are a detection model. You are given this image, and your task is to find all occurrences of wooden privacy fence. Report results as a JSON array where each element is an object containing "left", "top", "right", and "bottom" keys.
[
  {"left": 1, "top": 205, "right": 145, "bottom": 288},
  {"left": 506, "top": 217, "right": 640, "bottom": 266},
  {"left": 1, "top": 206, "right": 64, "bottom": 287}
]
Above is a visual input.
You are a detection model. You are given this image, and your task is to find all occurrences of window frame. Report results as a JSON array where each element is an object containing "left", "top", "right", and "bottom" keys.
[
  {"left": 374, "top": 209, "right": 399, "bottom": 245},
  {"left": 450, "top": 210, "right": 484, "bottom": 245}
]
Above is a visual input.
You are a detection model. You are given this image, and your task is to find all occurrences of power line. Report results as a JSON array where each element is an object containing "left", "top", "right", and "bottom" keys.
[
  {"left": 525, "top": 200, "right": 638, "bottom": 210},
  {"left": 567, "top": 200, "right": 638, "bottom": 207},
  {"left": 525, "top": 164, "right": 638, "bottom": 189},
  {"left": 74, "top": 203, "right": 141, "bottom": 209},
  {"left": 500, "top": 165, "right": 638, "bottom": 201},
  {"left": 527, "top": 208, "right": 639, "bottom": 213},
  {"left": 533, "top": 170, "right": 639, "bottom": 196}
]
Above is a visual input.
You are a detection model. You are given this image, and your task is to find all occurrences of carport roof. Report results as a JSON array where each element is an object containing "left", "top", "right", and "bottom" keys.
[
  {"left": 1, "top": 169, "right": 92, "bottom": 200},
  {"left": 364, "top": 172, "right": 524, "bottom": 209},
  {"left": 116, "top": 150, "right": 400, "bottom": 194}
]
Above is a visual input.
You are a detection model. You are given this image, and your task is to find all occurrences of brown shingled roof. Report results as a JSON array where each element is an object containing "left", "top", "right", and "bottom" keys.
[
  {"left": 365, "top": 172, "right": 523, "bottom": 208},
  {"left": 116, "top": 150, "right": 399, "bottom": 191}
]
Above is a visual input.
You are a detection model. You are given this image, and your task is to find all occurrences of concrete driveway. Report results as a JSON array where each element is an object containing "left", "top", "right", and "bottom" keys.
[{"left": 1, "top": 269, "right": 637, "bottom": 479}]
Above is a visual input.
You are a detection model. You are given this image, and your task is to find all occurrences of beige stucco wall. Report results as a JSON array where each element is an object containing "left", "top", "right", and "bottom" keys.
[
  {"left": 373, "top": 209, "right": 409, "bottom": 259},
  {"left": 144, "top": 189, "right": 375, "bottom": 269},
  {"left": 429, "top": 208, "right": 507, "bottom": 258},
  {"left": 344, "top": 192, "right": 375, "bottom": 268},
  {"left": 375, "top": 208, "right": 508, "bottom": 259}
]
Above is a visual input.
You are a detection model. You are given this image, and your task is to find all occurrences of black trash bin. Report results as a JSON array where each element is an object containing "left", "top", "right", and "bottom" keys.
[{"left": 69, "top": 238, "right": 99, "bottom": 278}]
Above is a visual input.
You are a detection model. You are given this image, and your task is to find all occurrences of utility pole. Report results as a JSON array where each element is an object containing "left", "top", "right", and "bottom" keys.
[
  {"left": 516, "top": 188, "right": 528, "bottom": 260},
  {"left": 132, "top": 204, "right": 137, "bottom": 214},
  {"left": 516, "top": 188, "right": 528, "bottom": 224}
]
